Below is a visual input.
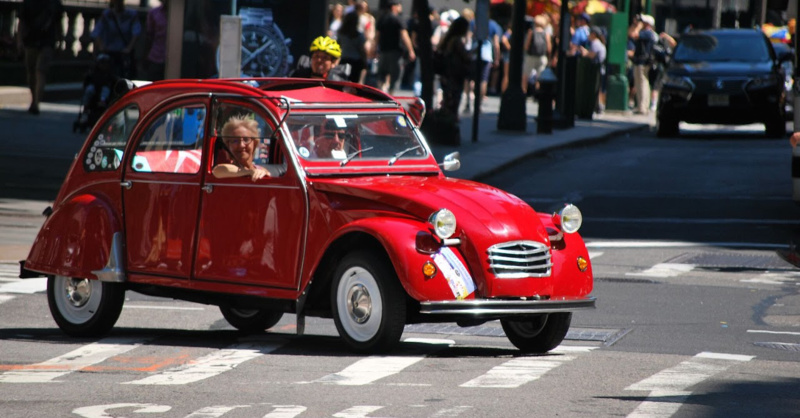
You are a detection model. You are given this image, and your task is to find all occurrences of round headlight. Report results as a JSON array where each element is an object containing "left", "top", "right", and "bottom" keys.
[
  {"left": 557, "top": 204, "right": 582, "bottom": 234},
  {"left": 429, "top": 208, "right": 457, "bottom": 239}
]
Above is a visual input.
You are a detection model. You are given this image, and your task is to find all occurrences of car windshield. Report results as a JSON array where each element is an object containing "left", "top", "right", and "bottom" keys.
[
  {"left": 673, "top": 33, "right": 770, "bottom": 63},
  {"left": 286, "top": 113, "right": 427, "bottom": 163}
]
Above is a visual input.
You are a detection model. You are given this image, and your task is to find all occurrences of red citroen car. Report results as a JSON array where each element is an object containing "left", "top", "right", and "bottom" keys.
[{"left": 21, "top": 78, "right": 594, "bottom": 353}]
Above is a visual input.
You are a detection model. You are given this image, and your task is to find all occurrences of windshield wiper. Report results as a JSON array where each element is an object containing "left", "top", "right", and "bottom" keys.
[
  {"left": 340, "top": 146, "right": 374, "bottom": 166},
  {"left": 388, "top": 145, "right": 423, "bottom": 165}
]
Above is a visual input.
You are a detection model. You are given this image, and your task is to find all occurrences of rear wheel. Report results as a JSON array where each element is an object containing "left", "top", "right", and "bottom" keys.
[
  {"left": 47, "top": 275, "right": 125, "bottom": 337},
  {"left": 331, "top": 250, "right": 406, "bottom": 353},
  {"left": 501, "top": 313, "right": 572, "bottom": 353},
  {"left": 219, "top": 307, "right": 284, "bottom": 333}
]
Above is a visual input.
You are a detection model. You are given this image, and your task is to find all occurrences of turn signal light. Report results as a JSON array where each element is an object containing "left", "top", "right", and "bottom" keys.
[
  {"left": 423, "top": 261, "right": 437, "bottom": 279},
  {"left": 577, "top": 256, "right": 589, "bottom": 272}
]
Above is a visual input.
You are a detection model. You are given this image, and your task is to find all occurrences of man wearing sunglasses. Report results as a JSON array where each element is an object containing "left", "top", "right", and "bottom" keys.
[{"left": 313, "top": 125, "right": 351, "bottom": 159}]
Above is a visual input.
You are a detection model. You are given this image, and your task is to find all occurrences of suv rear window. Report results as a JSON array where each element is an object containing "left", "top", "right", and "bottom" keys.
[{"left": 673, "top": 33, "right": 770, "bottom": 63}]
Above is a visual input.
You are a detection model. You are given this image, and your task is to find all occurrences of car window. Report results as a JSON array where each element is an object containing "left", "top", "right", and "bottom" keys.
[
  {"left": 288, "top": 113, "right": 425, "bottom": 162},
  {"left": 83, "top": 105, "right": 140, "bottom": 172},
  {"left": 673, "top": 33, "right": 770, "bottom": 63},
  {"left": 132, "top": 104, "right": 206, "bottom": 174}
]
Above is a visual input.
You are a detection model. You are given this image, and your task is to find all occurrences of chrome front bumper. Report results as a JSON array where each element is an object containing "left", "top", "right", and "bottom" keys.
[{"left": 419, "top": 297, "right": 596, "bottom": 317}]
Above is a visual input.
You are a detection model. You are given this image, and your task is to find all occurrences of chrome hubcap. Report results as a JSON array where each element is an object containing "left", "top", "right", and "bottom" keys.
[
  {"left": 65, "top": 278, "right": 91, "bottom": 308},
  {"left": 347, "top": 284, "right": 372, "bottom": 324}
]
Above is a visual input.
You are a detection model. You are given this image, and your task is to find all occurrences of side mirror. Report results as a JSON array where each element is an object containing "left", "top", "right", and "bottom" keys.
[{"left": 440, "top": 151, "right": 461, "bottom": 172}]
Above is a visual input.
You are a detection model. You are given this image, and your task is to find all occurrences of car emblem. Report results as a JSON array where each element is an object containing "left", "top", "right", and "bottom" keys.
[{"left": 715, "top": 79, "right": 724, "bottom": 89}]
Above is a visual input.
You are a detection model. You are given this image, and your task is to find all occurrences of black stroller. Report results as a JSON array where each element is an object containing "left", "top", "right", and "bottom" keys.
[{"left": 73, "top": 54, "right": 118, "bottom": 133}]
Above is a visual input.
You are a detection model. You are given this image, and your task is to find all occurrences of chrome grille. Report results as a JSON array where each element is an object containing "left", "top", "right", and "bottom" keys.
[{"left": 487, "top": 240, "right": 551, "bottom": 278}]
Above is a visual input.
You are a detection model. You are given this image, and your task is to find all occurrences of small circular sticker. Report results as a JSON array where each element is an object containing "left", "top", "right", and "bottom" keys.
[{"left": 298, "top": 147, "right": 310, "bottom": 158}]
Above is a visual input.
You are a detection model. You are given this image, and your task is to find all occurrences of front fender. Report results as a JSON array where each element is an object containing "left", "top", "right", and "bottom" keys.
[
  {"left": 329, "top": 217, "right": 473, "bottom": 302},
  {"left": 25, "top": 194, "right": 121, "bottom": 279}
]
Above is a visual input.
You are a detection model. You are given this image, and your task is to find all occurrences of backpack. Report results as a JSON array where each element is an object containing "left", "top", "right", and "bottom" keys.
[{"left": 528, "top": 31, "right": 547, "bottom": 57}]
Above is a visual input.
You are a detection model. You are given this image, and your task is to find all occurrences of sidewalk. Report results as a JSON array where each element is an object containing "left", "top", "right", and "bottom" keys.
[{"left": 0, "top": 83, "right": 653, "bottom": 225}]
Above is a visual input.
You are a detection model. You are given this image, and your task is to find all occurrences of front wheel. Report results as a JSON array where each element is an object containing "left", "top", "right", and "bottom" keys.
[
  {"left": 47, "top": 275, "right": 125, "bottom": 337},
  {"left": 501, "top": 313, "right": 572, "bottom": 353},
  {"left": 219, "top": 306, "right": 284, "bottom": 333},
  {"left": 331, "top": 250, "right": 406, "bottom": 353}
]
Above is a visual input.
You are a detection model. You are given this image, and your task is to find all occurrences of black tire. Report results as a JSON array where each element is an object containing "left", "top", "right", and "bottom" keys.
[
  {"left": 501, "top": 313, "right": 572, "bottom": 353},
  {"left": 331, "top": 249, "right": 406, "bottom": 353},
  {"left": 765, "top": 117, "right": 787, "bottom": 138},
  {"left": 656, "top": 115, "right": 679, "bottom": 137},
  {"left": 47, "top": 275, "right": 125, "bottom": 337},
  {"left": 219, "top": 306, "right": 284, "bottom": 333}
]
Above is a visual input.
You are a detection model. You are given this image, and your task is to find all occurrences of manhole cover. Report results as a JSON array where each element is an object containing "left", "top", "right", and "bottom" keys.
[{"left": 667, "top": 252, "right": 795, "bottom": 270}]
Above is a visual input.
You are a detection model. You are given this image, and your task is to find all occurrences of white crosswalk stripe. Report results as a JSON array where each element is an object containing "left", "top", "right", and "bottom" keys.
[
  {"left": 0, "top": 277, "right": 47, "bottom": 294},
  {"left": 0, "top": 263, "right": 21, "bottom": 281},
  {"left": 460, "top": 346, "right": 596, "bottom": 388},
  {"left": 0, "top": 337, "right": 149, "bottom": 383},
  {"left": 626, "top": 263, "right": 696, "bottom": 278},
  {"left": 309, "top": 356, "right": 426, "bottom": 386},
  {"left": 625, "top": 352, "right": 754, "bottom": 418},
  {"left": 123, "top": 342, "right": 283, "bottom": 385}
]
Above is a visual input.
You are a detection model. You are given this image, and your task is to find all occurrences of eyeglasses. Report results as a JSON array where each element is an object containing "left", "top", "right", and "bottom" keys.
[
  {"left": 223, "top": 137, "right": 257, "bottom": 145},
  {"left": 321, "top": 131, "right": 351, "bottom": 141}
]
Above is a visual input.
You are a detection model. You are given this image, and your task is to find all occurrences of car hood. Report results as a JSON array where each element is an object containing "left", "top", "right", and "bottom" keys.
[
  {"left": 668, "top": 60, "right": 774, "bottom": 77},
  {"left": 312, "top": 175, "right": 550, "bottom": 243}
]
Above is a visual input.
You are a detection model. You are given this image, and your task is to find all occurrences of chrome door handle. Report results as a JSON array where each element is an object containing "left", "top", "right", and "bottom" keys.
[
  {"left": 202, "top": 184, "right": 213, "bottom": 193},
  {"left": 120, "top": 181, "right": 132, "bottom": 189}
]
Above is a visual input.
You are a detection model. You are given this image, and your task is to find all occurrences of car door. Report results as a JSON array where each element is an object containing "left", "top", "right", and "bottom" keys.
[
  {"left": 122, "top": 100, "right": 208, "bottom": 281},
  {"left": 193, "top": 100, "right": 308, "bottom": 290}
]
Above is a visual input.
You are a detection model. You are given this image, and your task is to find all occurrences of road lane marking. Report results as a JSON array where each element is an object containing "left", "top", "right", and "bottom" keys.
[
  {"left": 308, "top": 356, "right": 425, "bottom": 386},
  {"left": 0, "top": 278, "right": 46, "bottom": 293},
  {"left": 625, "top": 352, "right": 753, "bottom": 417},
  {"left": 184, "top": 405, "right": 250, "bottom": 417},
  {"left": 588, "top": 251, "right": 603, "bottom": 260},
  {"left": 460, "top": 346, "right": 595, "bottom": 388},
  {"left": 0, "top": 337, "right": 148, "bottom": 383},
  {"left": 586, "top": 241, "right": 785, "bottom": 249},
  {"left": 747, "top": 330, "right": 800, "bottom": 336},
  {"left": 333, "top": 406, "right": 384, "bottom": 418},
  {"left": 123, "top": 342, "right": 281, "bottom": 385},
  {"left": 626, "top": 263, "right": 695, "bottom": 278}
]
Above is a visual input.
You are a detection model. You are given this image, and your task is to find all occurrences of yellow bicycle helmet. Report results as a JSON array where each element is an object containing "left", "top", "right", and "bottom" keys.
[{"left": 309, "top": 36, "right": 342, "bottom": 59}]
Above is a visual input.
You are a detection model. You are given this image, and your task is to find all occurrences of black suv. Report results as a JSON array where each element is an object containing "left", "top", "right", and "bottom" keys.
[{"left": 657, "top": 29, "right": 788, "bottom": 137}]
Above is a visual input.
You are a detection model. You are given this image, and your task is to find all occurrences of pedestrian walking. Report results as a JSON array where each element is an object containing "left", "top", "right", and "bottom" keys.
[
  {"left": 144, "top": 0, "right": 168, "bottom": 81},
  {"left": 629, "top": 14, "right": 657, "bottom": 114},
  {"left": 580, "top": 26, "right": 607, "bottom": 113},
  {"left": 337, "top": 12, "right": 368, "bottom": 83},
  {"left": 375, "top": 0, "right": 415, "bottom": 94},
  {"left": 524, "top": 14, "right": 551, "bottom": 94},
  {"left": 17, "top": 0, "right": 63, "bottom": 115},
  {"left": 92, "top": 0, "right": 142, "bottom": 79},
  {"left": 436, "top": 17, "right": 471, "bottom": 121}
]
